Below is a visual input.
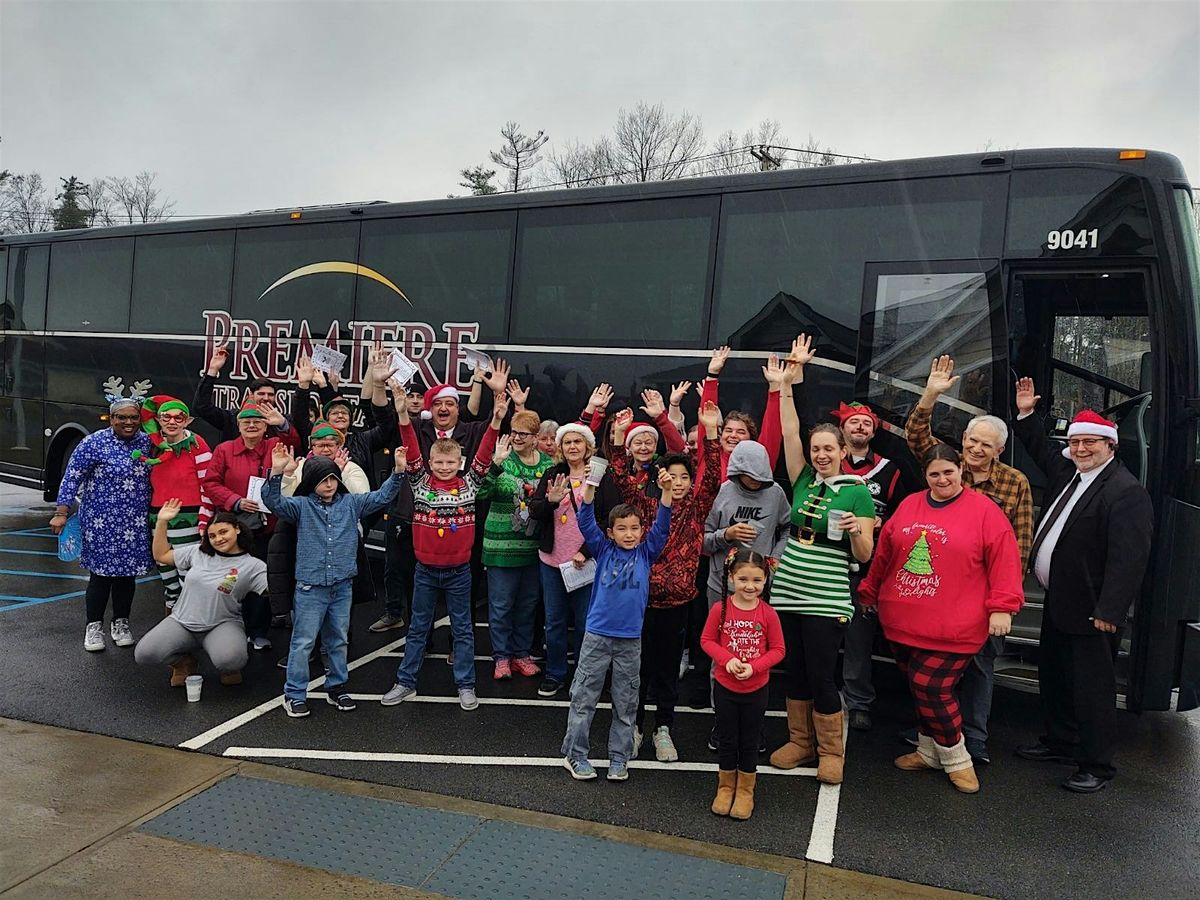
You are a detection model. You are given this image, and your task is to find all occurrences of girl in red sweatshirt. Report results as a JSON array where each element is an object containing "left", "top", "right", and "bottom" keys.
[
  {"left": 701, "top": 548, "right": 785, "bottom": 822},
  {"left": 858, "top": 444, "right": 1023, "bottom": 795}
]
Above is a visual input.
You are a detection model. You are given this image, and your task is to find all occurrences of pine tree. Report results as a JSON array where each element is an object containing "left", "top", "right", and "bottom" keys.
[
  {"left": 458, "top": 165, "right": 498, "bottom": 195},
  {"left": 51, "top": 176, "right": 90, "bottom": 230},
  {"left": 902, "top": 531, "right": 934, "bottom": 575}
]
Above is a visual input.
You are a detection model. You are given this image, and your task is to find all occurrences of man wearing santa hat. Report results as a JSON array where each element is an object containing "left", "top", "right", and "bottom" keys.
[{"left": 1012, "top": 377, "right": 1154, "bottom": 793}]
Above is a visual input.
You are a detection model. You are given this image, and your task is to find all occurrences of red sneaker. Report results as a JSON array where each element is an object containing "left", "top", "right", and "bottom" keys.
[
  {"left": 511, "top": 656, "right": 542, "bottom": 677},
  {"left": 493, "top": 659, "right": 512, "bottom": 680}
]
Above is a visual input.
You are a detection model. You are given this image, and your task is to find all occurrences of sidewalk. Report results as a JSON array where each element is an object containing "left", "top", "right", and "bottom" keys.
[{"left": 0, "top": 718, "right": 976, "bottom": 899}]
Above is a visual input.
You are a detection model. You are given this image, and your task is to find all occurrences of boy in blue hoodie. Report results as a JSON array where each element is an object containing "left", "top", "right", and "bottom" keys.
[
  {"left": 262, "top": 444, "right": 405, "bottom": 718},
  {"left": 561, "top": 466, "right": 674, "bottom": 782}
]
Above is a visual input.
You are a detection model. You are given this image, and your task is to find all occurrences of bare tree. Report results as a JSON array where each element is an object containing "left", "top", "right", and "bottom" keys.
[
  {"left": 83, "top": 177, "right": 116, "bottom": 227},
  {"left": 109, "top": 170, "right": 175, "bottom": 223},
  {"left": 611, "top": 102, "right": 705, "bottom": 183},
  {"left": 703, "top": 120, "right": 790, "bottom": 176},
  {"left": 544, "top": 137, "right": 620, "bottom": 188},
  {"left": 0, "top": 173, "right": 53, "bottom": 233},
  {"left": 489, "top": 122, "right": 548, "bottom": 192}
]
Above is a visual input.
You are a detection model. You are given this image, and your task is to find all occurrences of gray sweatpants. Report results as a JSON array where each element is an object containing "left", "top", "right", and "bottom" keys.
[{"left": 134, "top": 617, "right": 248, "bottom": 674}]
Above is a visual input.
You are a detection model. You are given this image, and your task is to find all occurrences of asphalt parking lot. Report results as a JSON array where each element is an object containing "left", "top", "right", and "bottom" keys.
[{"left": 1, "top": 483, "right": 1197, "bottom": 899}]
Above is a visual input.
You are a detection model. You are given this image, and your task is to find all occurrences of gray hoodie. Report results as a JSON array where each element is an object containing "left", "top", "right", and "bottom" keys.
[{"left": 702, "top": 440, "right": 791, "bottom": 601}]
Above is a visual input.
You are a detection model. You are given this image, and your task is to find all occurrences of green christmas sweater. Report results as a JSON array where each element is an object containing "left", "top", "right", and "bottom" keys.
[{"left": 478, "top": 451, "right": 553, "bottom": 568}]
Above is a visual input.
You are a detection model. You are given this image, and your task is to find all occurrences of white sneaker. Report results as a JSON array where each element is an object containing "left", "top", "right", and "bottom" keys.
[
  {"left": 458, "top": 687, "right": 479, "bottom": 711},
  {"left": 110, "top": 618, "right": 135, "bottom": 647},
  {"left": 84, "top": 621, "right": 105, "bottom": 652},
  {"left": 632, "top": 727, "right": 644, "bottom": 757},
  {"left": 653, "top": 726, "right": 679, "bottom": 762}
]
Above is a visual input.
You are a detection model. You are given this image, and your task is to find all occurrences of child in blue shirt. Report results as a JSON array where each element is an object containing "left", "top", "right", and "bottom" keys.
[
  {"left": 561, "top": 466, "right": 674, "bottom": 781},
  {"left": 262, "top": 444, "right": 405, "bottom": 718}
]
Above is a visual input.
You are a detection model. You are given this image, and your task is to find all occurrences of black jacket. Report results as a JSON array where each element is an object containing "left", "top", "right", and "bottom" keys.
[
  {"left": 192, "top": 374, "right": 310, "bottom": 448},
  {"left": 529, "top": 463, "right": 620, "bottom": 557},
  {"left": 1014, "top": 413, "right": 1154, "bottom": 633}
]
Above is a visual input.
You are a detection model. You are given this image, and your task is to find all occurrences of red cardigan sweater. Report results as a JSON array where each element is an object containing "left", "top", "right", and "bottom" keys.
[{"left": 858, "top": 489, "right": 1024, "bottom": 654}]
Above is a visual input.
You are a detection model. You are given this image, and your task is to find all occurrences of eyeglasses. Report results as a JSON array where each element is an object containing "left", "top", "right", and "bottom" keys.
[
  {"left": 1067, "top": 437, "right": 1107, "bottom": 449},
  {"left": 510, "top": 431, "right": 535, "bottom": 439},
  {"left": 158, "top": 413, "right": 188, "bottom": 423}
]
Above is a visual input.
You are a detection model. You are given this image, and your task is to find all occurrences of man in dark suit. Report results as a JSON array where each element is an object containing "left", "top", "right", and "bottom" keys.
[{"left": 1012, "top": 378, "right": 1154, "bottom": 793}]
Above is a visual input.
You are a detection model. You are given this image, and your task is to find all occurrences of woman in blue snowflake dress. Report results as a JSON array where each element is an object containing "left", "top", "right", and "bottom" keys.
[{"left": 51, "top": 381, "right": 154, "bottom": 653}]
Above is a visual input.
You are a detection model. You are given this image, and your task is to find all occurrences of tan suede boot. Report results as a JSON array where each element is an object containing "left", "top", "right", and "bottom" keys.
[
  {"left": 729, "top": 771, "right": 756, "bottom": 820},
  {"left": 813, "top": 710, "right": 845, "bottom": 784},
  {"left": 769, "top": 699, "right": 816, "bottom": 769},
  {"left": 895, "top": 733, "right": 941, "bottom": 771},
  {"left": 935, "top": 738, "right": 980, "bottom": 794},
  {"left": 219, "top": 671, "right": 243, "bottom": 686},
  {"left": 711, "top": 770, "right": 737, "bottom": 816},
  {"left": 169, "top": 655, "right": 198, "bottom": 687}
]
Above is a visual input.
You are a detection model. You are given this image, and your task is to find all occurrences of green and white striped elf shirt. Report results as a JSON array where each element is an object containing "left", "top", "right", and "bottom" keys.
[{"left": 772, "top": 465, "right": 875, "bottom": 619}]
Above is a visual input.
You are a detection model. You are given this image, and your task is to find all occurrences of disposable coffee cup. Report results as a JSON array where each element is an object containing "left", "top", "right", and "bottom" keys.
[
  {"left": 826, "top": 509, "right": 846, "bottom": 541},
  {"left": 185, "top": 674, "right": 203, "bottom": 702},
  {"left": 586, "top": 456, "right": 609, "bottom": 486}
]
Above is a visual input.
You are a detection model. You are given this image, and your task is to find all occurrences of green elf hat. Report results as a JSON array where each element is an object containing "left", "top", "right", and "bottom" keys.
[
  {"left": 309, "top": 419, "right": 345, "bottom": 445},
  {"left": 322, "top": 396, "right": 353, "bottom": 419},
  {"left": 237, "top": 401, "right": 267, "bottom": 420}
]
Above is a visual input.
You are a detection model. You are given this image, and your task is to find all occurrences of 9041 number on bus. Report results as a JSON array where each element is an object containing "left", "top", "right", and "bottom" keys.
[{"left": 1046, "top": 228, "right": 1099, "bottom": 250}]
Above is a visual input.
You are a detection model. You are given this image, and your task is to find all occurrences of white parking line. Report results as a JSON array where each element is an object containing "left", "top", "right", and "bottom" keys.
[
  {"left": 221, "top": 745, "right": 818, "bottom": 777},
  {"left": 177, "top": 616, "right": 447, "bottom": 750}
]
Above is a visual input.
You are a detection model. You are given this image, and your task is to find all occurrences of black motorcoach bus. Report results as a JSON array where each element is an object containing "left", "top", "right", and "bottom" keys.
[{"left": 2, "top": 148, "right": 1197, "bottom": 711}]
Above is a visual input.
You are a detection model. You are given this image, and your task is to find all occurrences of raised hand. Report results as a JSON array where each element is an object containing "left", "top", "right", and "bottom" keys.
[
  {"left": 708, "top": 345, "right": 731, "bottom": 376},
  {"left": 586, "top": 382, "right": 614, "bottom": 413},
  {"left": 206, "top": 341, "right": 229, "bottom": 376},
  {"left": 506, "top": 379, "right": 530, "bottom": 409},
  {"left": 762, "top": 353, "right": 788, "bottom": 388},
  {"left": 393, "top": 446, "right": 408, "bottom": 473},
  {"left": 670, "top": 380, "right": 692, "bottom": 408},
  {"left": 371, "top": 347, "right": 396, "bottom": 383},
  {"left": 271, "top": 442, "right": 294, "bottom": 474},
  {"left": 655, "top": 467, "right": 675, "bottom": 492},
  {"left": 334, "top": 447, "right": 349, "bottom": 471},
  {"left": 924, "top": 355, "right": 960, "bottom": 397},
  {"left": 611, "top": 407, "right": 635, "bottom": 441},
  {"left": 640, "top": 389, "right": 666, "bottom": 419},
  {"left": 1015, "top": 377, "right": 1041, "bottom": 415},
  {"left": 546, "top": 473, "right": 568, "bottom": 503},
  {"left": 788, "top": 333, "right": 815, "bottom": 367},
  {"left": 295, "top": 354, "right": 315, "bottom": 388},
  {"left": 494, "top": 434, "right": 513, "bottom": 465},
  {"left": 484, "top": 357, "right": 511, "bottom": 393},
  {"left": 159, "top": 497, "right": 184, "bottom": 521},
  {"left": 491, "top": 389, "right": 510, "bottom": 424},
  {"left": 328, "top": 368, "right": 341, "bottom": 391},
  {"left": 261, "top": 404, "right": 285, "bottom": 427},
  {"left": 697, "top": 399, "right": 721, "bottom": 431},
  {"left": 312, "top": 367, "right": 327, "bottom": 389}
]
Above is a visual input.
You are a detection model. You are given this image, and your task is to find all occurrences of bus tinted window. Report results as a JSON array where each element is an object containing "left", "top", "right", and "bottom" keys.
[
  {"left": 1006, "top": 170, "right": 1152, "bottom": 258},
  {"left": 713, "top": 177, "right": 1004, "bottom": 360},
  {"left": 131, "top": 231, "right": 235, "bottom": 334},
  {"left": 47, "top": 237, "right": 133, "bottom": 332},
  {"left": 512, "top": 197, "right": 716, "bottom": 348},
  {"left": 357, "top": 212, "right": 512, "bottom": 341},
  {"left": 5, "top": 245, "right": 48, "bottom": 331},
  {"left": 231, "top": 222, "right": 359, "bottom": 333}
]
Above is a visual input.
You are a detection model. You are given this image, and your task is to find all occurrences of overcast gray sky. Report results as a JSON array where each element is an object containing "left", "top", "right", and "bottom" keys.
[{"left": 2, "top": 0, "right": 1197, "bottom": 220}]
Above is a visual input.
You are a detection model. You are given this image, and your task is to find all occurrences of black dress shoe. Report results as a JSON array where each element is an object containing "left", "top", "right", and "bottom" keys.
[
  {"left": 1015, "top": 743, "right": 1075, "bottom": 764},
  {"left": 848, "top": 709, "right": 872, "bottom": 731},
  {"left": 1063, "top": 772, "right": 1108, "bottom": 794}
]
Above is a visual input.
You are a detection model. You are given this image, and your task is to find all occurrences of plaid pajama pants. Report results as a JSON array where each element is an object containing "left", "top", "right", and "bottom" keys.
[{"left": 891, "top": 642, "right": 973, "bottom": 748}]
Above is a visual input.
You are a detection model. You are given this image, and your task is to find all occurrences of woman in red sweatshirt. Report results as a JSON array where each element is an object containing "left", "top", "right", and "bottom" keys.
[{"left": 858, "top": 444, "right": 1023, "bottom": 795}]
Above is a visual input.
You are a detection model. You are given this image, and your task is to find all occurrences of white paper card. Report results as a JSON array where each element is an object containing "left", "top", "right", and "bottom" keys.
[
  {"left": 388, "top": 349, "right": 420, "bottom": 385},
  {"left": 559, "top": 557, "right": 596, "bottom": 592},
  {"left": 462, "top": 347, "right": 494, "bottom": 374},
  {"left": 310, "top": 344, "right": 347, "bottom": 375},
  {"left": 246, "top": 476, "right": 267, "bottom": 506}
]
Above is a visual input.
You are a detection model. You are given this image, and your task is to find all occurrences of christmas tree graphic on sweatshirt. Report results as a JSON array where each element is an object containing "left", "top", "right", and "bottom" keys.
[{"left": 894, "top": 524, "right": 945, "bottom": 598}]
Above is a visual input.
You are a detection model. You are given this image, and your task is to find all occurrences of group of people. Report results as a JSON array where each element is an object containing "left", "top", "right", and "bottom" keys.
[{"left": 50, "top": 334, "right": 1153, "bottom": 820}]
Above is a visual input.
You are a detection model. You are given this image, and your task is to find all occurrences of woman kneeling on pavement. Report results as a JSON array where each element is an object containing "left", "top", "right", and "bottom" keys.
[
  {"left": 858, "top": 444, "right": 1023, "bottom": 793},
  {"left": 135, "top": 498, "right": 268, "bottom": 686}
]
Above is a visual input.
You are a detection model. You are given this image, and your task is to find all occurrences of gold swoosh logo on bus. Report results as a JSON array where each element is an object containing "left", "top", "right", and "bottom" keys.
[{"left": 257, "top": 262, "right": 412, "bottom": 305}]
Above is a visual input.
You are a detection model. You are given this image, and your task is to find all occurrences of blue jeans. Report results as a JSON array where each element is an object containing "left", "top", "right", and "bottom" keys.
[
  {"left": 561, "top": 632, "right": 641, "bottom": 764},
  {"left": 396, "top": 562, "right": 475, "bottom": 689},
  {"left": 487, "top": 564, "right": 540, "bottom": 661},
  {"left": 540, "top": 562, "right": 592, "bottom": 683},
  {"left": 285, "top": 579, "right": 352, "bottom": 702},
  {"left": 959, "top": 635, "right": 1000, "bottom": 751}
]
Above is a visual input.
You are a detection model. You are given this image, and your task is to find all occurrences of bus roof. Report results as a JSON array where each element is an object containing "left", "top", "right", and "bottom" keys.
[{"left": 0, "top": 147, "right": 1189, "bottom": 245}]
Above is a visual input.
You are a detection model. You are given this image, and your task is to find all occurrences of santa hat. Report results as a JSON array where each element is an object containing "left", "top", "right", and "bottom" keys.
[
  {"left": 421, "top": 384, "right": 459, "bottom": 420},
  {"left": 831, "top": 401, "right": 879, "bottom": 428},
  {"left": 555, "top": 422, "right": 596, "bottom": 448},
  {"left": 1063, "top": 410, "right": 1118, "bottom": 458},
  {"left": 624, "top": 423, "right": 659, "bottom": 449}
]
